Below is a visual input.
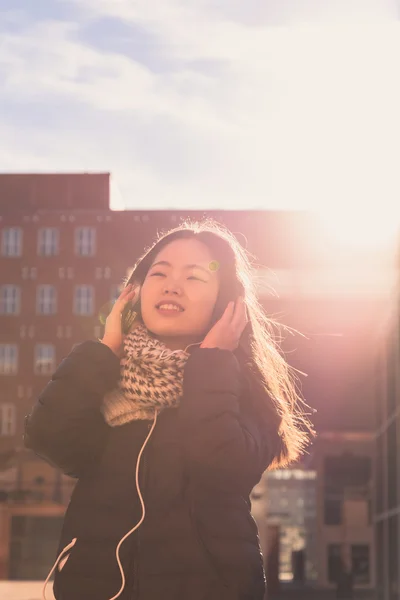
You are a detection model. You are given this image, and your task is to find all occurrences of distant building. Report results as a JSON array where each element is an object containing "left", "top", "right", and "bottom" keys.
[
  {"left": 313, "top": 432, "right": 375, "bottom": 590},
  {"left": 263, "top": 468, "right": 317, "bottom": 582}
]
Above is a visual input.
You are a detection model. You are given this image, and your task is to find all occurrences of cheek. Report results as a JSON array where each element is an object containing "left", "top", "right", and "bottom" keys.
[{"left": 186, "top": 286, "right": 218, "bottom": 313}]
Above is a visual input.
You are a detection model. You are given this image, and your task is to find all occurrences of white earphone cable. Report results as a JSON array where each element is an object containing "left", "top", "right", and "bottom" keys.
[
  {"left": 108, "top": 410, "right": 158, "bottom": 600},
  {"left": 42, "top": 411, "right": 158, "bottom": 600}
]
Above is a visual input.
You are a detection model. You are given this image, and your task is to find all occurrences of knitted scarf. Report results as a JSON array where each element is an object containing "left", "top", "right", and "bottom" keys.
[{"left": 101, "top": 324, "right": 191, "bottom": 426}]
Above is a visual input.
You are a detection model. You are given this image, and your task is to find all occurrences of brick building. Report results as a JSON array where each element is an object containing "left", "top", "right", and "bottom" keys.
[{"left": 0, "top": 173, "right": 392, "bottom": 584}]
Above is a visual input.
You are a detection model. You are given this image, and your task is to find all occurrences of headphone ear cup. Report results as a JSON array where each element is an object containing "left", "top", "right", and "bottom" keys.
[
  {"left": 135, "top": 298, "right": 143, "bottom": 321},
  {"left": 121, "top": 284, "right": 142, "bottom": 334},
  {"left": 210, "top": 279, "right": 244, "bottom": 326},
  {"left": 121, "top": 305, "right": 137, "bottom": 335}
]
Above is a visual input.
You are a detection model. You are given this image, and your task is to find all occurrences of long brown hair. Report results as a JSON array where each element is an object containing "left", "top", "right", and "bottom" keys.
[{"left": 125, "top": 218, "right": 315, "bottom": 469}]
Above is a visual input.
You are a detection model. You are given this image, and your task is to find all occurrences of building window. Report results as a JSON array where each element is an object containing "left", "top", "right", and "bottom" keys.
[
  {"left": 38, "top": 228, "right": 59, "bottom": 256},
  {"left": 327, "top": 544, "right": 343, "bottom": 583},
  {"left": 1, "top": 227, "right": 22, "bottom": 257},
  {"left": 324, "top": 455, "right": 371, "bottom": 526},
  {"left": 351, "top": 544, "right": 370, "bottom": 585},
  {"left": 34, "top": 344, "right": 55, "bottom": 375},
  {"left": 324, "top": 493, "right": 342, "bottom": 525},
  {"left": 0, "top": 285, "right": 21, "bottom": 315},
  {"left": 74, "top": 285, "right": 94, "bottom": 316},
  {"left": 75, "top": 227, "right": 96, "bottom": 257},
  {"left": 0, "top": 344, "right": 18, "bottom": 375},
  {"left": 36, "top": 285, "right": 57, "bottom": 315},
  {"left": 0, "top": 403, "right": 16, "bottom": 436}
]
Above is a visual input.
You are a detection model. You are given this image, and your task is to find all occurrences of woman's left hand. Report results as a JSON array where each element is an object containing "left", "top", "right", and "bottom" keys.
[{"left": 200, "top": 296, "right": 249, "bottom": 351}]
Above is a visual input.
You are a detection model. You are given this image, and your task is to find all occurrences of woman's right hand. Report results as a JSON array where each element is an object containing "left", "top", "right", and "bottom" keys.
[{"left": 101, "top": 284, "right": 138, "bottom": 357}]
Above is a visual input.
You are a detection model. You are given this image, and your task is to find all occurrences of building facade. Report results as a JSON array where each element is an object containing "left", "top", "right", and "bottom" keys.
[
  {"left": 374, "top": 241, "right": 400, "bottom": 600},
  {"left": 264, "top": 468, "right": 317, "bottom": 582},
  {"left": 313, "top": 432, "right": 375, "bottom": 590},
  {"left": 0, "top": 173, "right": 319, "bottom": 579},
  {"left": 0, "top": 173, "right": 393, "bottom": 582}
]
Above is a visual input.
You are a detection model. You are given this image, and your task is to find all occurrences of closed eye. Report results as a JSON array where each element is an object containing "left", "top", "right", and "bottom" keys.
[{"left": 150, "top": 272, "right": 206, "bottom": 282}]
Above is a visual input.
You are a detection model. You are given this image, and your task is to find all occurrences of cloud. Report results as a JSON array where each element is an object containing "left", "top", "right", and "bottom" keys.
[{"left": 0, "top": 1, "right": 399, "bottom": 210}]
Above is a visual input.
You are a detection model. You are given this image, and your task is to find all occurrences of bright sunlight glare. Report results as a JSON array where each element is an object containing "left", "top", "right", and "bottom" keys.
[
  {"left": 254, "top": 22, "right": 400, "bottom": 214},
  {"left": 314, "top": 207, "right": 400, "bottom": 248}
]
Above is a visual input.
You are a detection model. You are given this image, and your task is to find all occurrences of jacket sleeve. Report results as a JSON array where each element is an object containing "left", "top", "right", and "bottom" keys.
[
  {"left": 24, "top": 341, "right": 120, "bottom": 478},
  {"left": 179, "top": 348, "right": 272, "bottom": 495}
]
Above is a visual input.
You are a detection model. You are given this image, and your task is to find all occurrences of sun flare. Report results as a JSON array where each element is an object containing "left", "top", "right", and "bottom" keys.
[{"left": 314, "top": 207, "right": 400, "bottom": 249}]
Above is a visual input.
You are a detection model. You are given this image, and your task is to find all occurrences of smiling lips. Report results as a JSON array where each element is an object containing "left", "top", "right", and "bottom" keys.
[{"left": 156, "top": 301, "right": 185, "bottom": 315}]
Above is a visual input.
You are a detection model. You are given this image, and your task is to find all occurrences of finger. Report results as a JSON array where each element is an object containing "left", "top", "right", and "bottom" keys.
[
  {"left": 123, "top": 288, "right": 138, "bottom": 307},
  {"left": 128, "top": 283, "right": 141, "bottom": 302},
  {"left": 120, "top": 284, "right": 133, "bottom": 297},
  {"left": 114, "top": 286, "right": 136, "bottom": 311},
  {"left": 114, "top": 285, "right": 131, "bottom": 306},
  {"left": 232, "top": 309, "right": 248, "bottom": 342},
  {"left": 221, "top": 300, "right": 235, "bottom": 323},
  {"left": 231, "top": 297, "right": 247, "bottom": 329},
  {"left": 126, "top": 287, "right": 137, "bottom": 300}
]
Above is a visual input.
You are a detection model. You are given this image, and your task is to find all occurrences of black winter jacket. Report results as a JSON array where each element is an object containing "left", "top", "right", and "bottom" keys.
[{"left": 24, "top": 340, "right": 272, "bottom": 600}]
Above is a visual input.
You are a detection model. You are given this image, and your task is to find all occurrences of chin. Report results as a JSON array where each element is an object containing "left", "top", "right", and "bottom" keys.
[
  {"left": 145, "top": 321, "right": 202, "bottom": 339},
  {"left": 147, "top": 325, "right": 188, "bottom": 337}
]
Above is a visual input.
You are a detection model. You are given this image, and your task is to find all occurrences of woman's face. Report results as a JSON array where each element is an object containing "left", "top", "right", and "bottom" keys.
[{"left": 140, "top": 238, "right": 220, "bottom": 350}]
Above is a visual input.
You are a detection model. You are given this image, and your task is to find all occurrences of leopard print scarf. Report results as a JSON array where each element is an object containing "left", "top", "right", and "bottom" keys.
[{"left": 102, "top": 324, "right": 192, "bottom": 426}]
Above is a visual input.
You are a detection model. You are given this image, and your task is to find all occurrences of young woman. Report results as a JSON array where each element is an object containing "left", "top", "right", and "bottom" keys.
[{"left": 24, "top": 219, "right": 313, "bottom": 600}]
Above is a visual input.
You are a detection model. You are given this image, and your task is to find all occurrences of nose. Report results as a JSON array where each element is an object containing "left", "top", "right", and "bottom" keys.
[{"left": 162, "top": 279, "right": 182, "bottom": 296}]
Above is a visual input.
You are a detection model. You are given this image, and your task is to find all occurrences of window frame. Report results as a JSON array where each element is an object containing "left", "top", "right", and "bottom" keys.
[
  {"left": 0, "top": 403, "right": 17, "bottom": 436},
  {"left": 0, "top": 284, "right": 21, "bottom": 315},
  {"left": 74, "top": 285, "right": 94, "bottom": 316},
  {"left": 1, "top": 227, "right": 23, "bottom": 257},
  {"left": 36, "top": 285, "right": 57, "bottom": 315},
  {"left": 75, "top": 227, "right": 96, "bottom": 257},
  {"left": 34, "top": 343, "right": 56, "bottom": 375},
  {"left": 38, "top": 227, "right": 59, "bottom": 257},
  {"left": 0, "top": 344, "right": 18, "bottom": 375}
]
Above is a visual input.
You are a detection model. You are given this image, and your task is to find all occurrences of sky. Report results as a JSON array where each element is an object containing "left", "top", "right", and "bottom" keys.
[{"left": 0, "top": 0, "right": 400, "bottom": 211}]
